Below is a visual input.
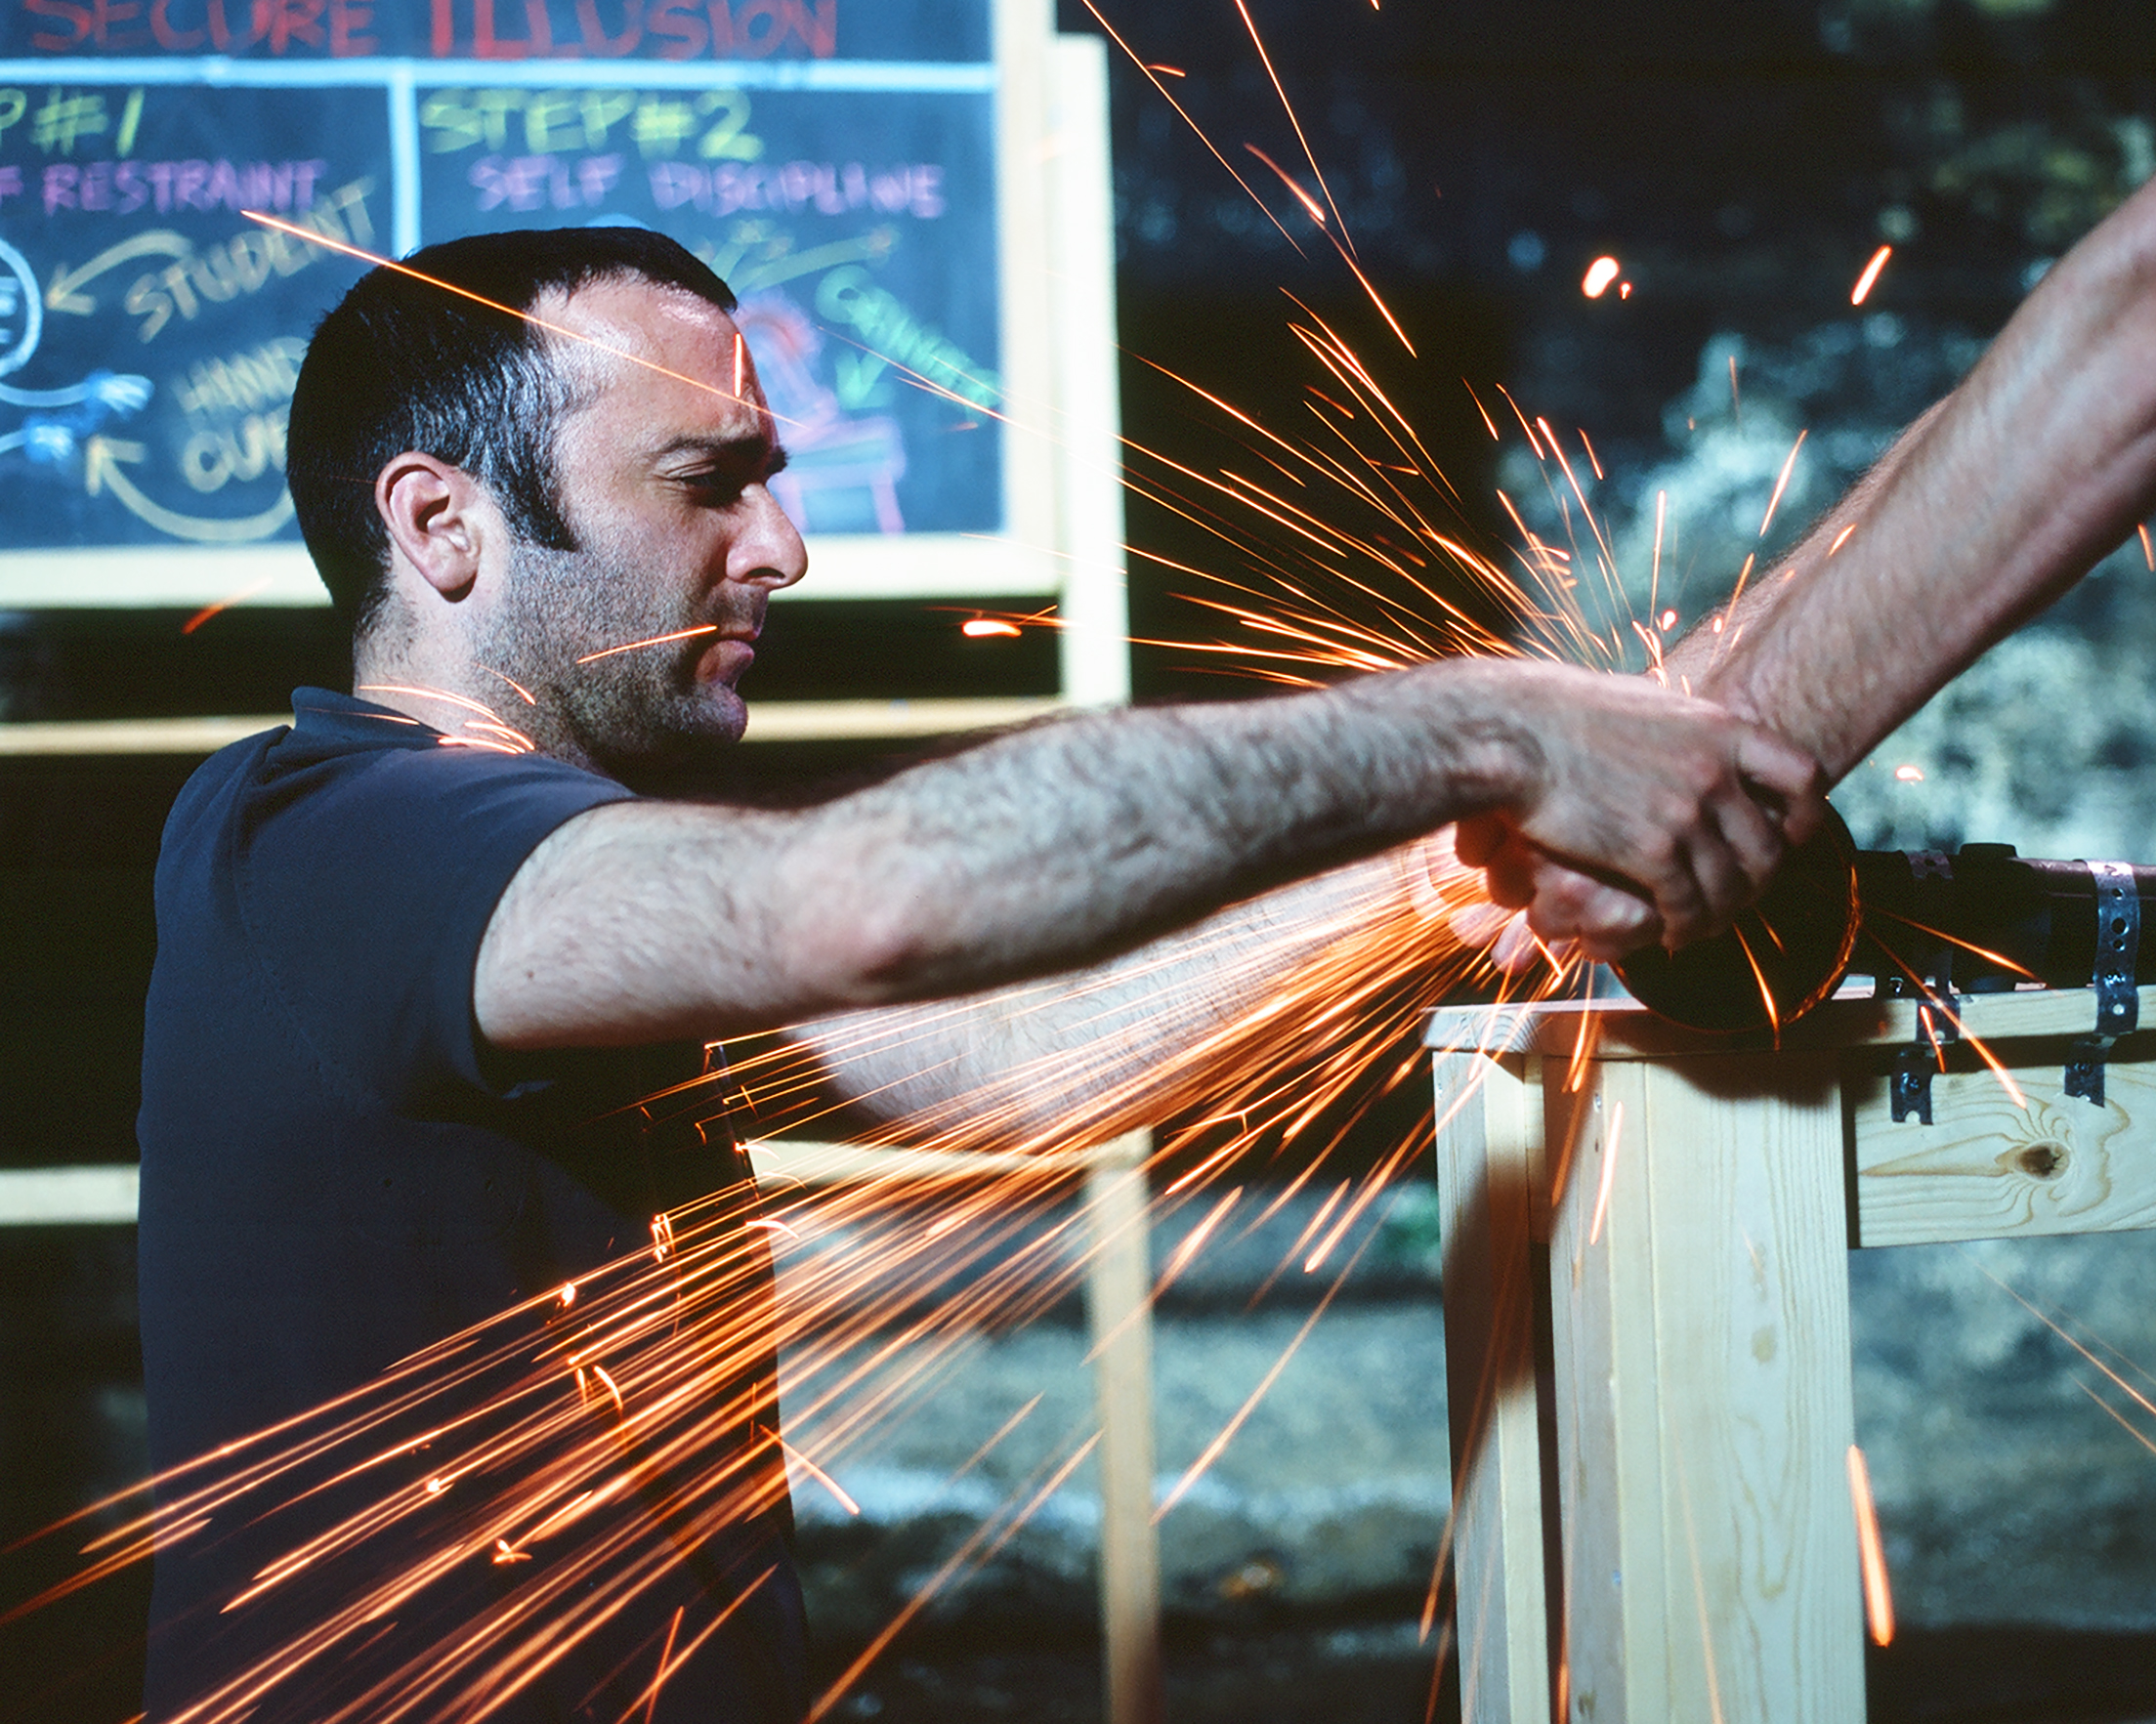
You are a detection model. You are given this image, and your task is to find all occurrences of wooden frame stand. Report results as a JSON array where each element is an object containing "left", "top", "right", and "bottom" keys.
[
  {"left": 753, "top": 1131, "right": 1163, "bottom": 1724},
  {"left": 1427, "top": 983, "right": 2156, "bottom": 1723}
]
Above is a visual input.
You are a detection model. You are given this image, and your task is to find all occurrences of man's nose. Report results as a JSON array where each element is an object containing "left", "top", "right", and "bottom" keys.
[{"left": 732, "top": 485, "right": 809, "bottom": 590}]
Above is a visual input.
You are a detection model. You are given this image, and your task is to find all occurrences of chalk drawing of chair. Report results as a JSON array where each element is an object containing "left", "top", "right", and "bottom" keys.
[{"left": 735, "top": 294, "right": 909, "bottom": 536}]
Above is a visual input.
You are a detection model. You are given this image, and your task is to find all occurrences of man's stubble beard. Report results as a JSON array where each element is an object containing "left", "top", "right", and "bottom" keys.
[{"left": 486, "top": 537, "right": 750, "bottom": 785}]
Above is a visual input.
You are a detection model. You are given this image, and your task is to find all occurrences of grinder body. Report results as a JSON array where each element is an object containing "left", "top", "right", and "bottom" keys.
[{"left": 1614, "top": 808, "right": 2156, "bottom": 1033}]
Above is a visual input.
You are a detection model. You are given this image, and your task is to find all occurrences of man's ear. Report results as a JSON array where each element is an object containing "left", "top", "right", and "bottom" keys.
[{"left": 375, "top": 452, "right": 489, "bottom": 602}]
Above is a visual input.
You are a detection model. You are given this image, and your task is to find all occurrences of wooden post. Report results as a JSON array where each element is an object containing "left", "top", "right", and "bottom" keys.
[
  {"left": 1545, "top": 1049, "right": 1864, "bottom": 1722},
  {"left": 1426, "top": 1002, "right": 1869, "bottom": 1724},
  {"left": 1047, "top": 29, "right": 1131, "bottom": 711},
  {"left": 1430, "top": 1041, "right": 1554, "bottom": 1724},
  {"left": 1085, "top": 1129, "right": 1163, "bottom": 1724},
  {"left": 751, "top": 1132, "right": 1163, "bottom": 1724}
]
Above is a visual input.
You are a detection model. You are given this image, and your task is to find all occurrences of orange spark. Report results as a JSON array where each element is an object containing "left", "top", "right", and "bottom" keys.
[
  {"left": 1563, "top": 985, "right": 1601, "bottom": 1093},
  {"left": 1731, "top": 924, "right": 1782, "bottom": 1038},
  {"left": 1246, "top": 142, "right": 1328, "bottom": 226},
  {"left": 1302, "top": 1188, "right": 1363, "bottom": 1272},
  {"left": 1972, "top": 1257, "right": 2156, "bottom": 1427},
  {"left": 182, "top": 574, "right": 275, "bottom": 634},
  {"left": 1865, "top": 906, "right": 2040, "bottom": 988},
  {"left": 1846, "top": 1445, "right": 1895, "bottom": 1645},
  {"left": 962, "top": 617, "right": 1024, "bottom": 638},
  {"left": 1145, "top": 62, "right": 1185, "bottom": 76},
  {"left": 2077, "top": 1378, "right": 2156, "bottom": 1457},
  {"left": 1232, "top": 0, "right": 1355, "bottom": 249},
  {"left": 1586, "top": 1100, "right": 1623, "bottom": 1245},
  {"left": 1462, "top": 379, "right": 1501, "bottom": 441},
  {"left": 1159, "top": 1232, "right": 1367, "bottom": 1519},
  {"left": 1851, "top": 244, "right": 1893, "bottom": 306},
  {"left": 1829, "top": 523, "right": 1857, "bottom": 556},
  {"left": 1650, "top": 489, "right": 1669, "bottom": 616},
  {"left": 947, "top": 1395, "right": 1044, "bottom": 1486},
  {"left": 575, "top": 624, "right": 720, "bottom": 665},
  {"left": 2141, "top": 524, "right": 2154, "bottom": 570},
  {"left": 780, "top": 1437, "right": 861, "bottom": 1517},
  {"left": 1578, "top": 428, "right": 1604, "bottom": 481},
  {"left": 353, "top": 685, "right": 529, "bottom": 754},
  {"left": 1894, "top": 764, "right": 1923, "bottom": 781},
  {"left": 1758, "top": 429, "right": 1808, "bottom": 538},
  {"left": 809, "top": 1439, "right": 1100, "bottom": 1721},
  {"left": 1582, "top": 256, "right": 1621, "bottom": 298},
  {"left": 644, "top": 1607, "right": 687, "bottom": 1724},
  {"left": 479, "top": 665, "right": 539, "bottom": 705},
  {"left": 1073, "top": 2, "right": 1307, "bottom": 257},
  {"left": 1157, "top": 1187, "right": 1242, "bottom": 1293}
]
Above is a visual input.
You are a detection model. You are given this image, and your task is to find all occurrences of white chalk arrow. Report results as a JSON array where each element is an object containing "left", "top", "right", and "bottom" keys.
[
  {"left": 45, "top": 231, "right": 192, "bottom": 315},
  {"left": 84, "top": 435, "right": 294, "bottom": 543}
]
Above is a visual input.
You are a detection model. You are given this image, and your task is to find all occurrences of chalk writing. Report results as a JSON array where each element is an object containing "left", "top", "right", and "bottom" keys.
[
  {"left": 650, "top": 159, "right": 941, "bottom": 219},
  {"left": 37, "top": 156, "right": 329, "bottom": 215},
  {"left": 816, "top": 265, "right": 997, "bottom": 411},
  {"left": 419, "top": 86, "right": 763, "bottom": 163},
  {"left": 169, "top": 334, "right": 304, "bottom": 417},
  {"left": 121, "top": 175, "right": 373, "bottom": 341},
  {"left": 468, "top": 151, "right": 620, "bottom": 211},
  {"left": 4, "top": 0, "right": 868, "bottom": 61},
  {"left": 30, "top": 86, "right": 106, "bottom": 151}
]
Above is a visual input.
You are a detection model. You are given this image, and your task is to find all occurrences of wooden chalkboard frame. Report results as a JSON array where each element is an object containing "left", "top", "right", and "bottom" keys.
[{"left": 0, "top": 0, "right": 1130, "bottom": 734}]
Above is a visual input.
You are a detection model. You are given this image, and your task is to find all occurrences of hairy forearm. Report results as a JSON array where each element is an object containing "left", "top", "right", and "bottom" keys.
[
  {"left": 767, "top": 667, "right": 1520, "bottom": 998},
  {"left": 480, "top": 663, "right": 1529, "bottom": 1046},
  {"left": 789, "top": 846, "right": 1432, "bottom": 1147},
  {"left": 1670, "top": 176, "right": 2156, "bottom": 781}
]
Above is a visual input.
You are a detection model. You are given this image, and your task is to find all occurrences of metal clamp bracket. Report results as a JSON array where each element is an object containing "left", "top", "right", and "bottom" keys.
[
  {"left": 1891, "top": 980, "right": 1959, "bottom": 1125},
  {"left": 2065, "top": 861, "right": 2140, "bottom": 1106}
]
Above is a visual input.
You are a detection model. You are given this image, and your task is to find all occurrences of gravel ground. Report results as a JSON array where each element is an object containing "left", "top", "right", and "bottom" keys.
[{"left": 804, "top": 1621, "right": 2156, "bottom": 1724}]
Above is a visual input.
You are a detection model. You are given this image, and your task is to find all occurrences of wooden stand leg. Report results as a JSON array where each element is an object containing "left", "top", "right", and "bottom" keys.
[
  {"left": 1086, "top": 1130, "right": 1163, "bottom": 1724},
  {"left": 1434, "top": 1052, "right": 1555, "bottom": 1724},
  {"left": 1547, "top": 1053, "right": 1865, "bottom": 1723}
]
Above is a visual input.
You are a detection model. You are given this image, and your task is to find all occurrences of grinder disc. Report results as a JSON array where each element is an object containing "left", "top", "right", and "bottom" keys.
[{"left": 1613, "top": 806, "right": 1861, "bottom": 1034}]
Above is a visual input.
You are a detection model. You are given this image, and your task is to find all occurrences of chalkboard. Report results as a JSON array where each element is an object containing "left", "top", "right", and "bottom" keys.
[
  {"left": 0, "top": 0, "right": 1002, "bottom": 572},
  {"left": 0, "top": 1, "right": 989, "bottom": 66},
  {"left": 0, "top": 80, "right": 390, "bottom": 553},
  {"left": 419, "top": 81, "right": 999, "bottom": 535}
]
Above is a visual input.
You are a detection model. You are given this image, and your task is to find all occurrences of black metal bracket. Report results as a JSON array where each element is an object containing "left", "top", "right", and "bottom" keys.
[
  {"left": 2065, "top": 861, "right": 2139, "bottom": 1106},
  {"left": 1891, "top": 981, "right": 1959, "bottom": 1125}
]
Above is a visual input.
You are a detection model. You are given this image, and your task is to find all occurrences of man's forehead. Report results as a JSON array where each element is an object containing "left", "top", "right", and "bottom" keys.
[{"left": 537, "top": 276, "right": 747, "bottom": 391}]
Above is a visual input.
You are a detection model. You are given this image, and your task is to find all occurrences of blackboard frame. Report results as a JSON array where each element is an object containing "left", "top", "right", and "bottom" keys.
[{"left": 0, "top": 0, "right": 1092, "bottom": 623}]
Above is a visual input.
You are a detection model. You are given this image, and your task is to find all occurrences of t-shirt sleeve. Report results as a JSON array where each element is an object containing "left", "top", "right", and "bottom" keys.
[{"left": 231, "top": 743, "right": 636, "bottom": 1109}]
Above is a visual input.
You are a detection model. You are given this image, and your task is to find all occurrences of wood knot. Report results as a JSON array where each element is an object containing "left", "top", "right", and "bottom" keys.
[{"left": 2014, "top": 1141, "right": 2067, "bottom": 1180}]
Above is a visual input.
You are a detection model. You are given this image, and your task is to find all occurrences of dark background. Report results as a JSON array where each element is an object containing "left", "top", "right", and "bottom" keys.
[{"left": 9, "top": 2, "right": 2156, "bottom": 1718}]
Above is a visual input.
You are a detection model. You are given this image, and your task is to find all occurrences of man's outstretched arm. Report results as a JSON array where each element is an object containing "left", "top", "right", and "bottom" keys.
[
  {"left": 1474, "top": 173, "right": 2156, "bottom": 955},
  {"left": 782, "top": 838, "right": 1458, "bottom": 1150},
  {"left": 474, "top": 657, "right": 1819, "bottom": 1049},
  {"left": 1681, "top": 174, "right": 2156, "bottom": 775}
]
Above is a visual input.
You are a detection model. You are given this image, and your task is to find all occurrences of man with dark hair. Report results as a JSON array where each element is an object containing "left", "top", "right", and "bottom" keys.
[
  {"left": 286, "top": 228, "right": 740, "bottom": 640},
  {"left": 136, "top": 227, "right": 1821, "bottom": 1721}
]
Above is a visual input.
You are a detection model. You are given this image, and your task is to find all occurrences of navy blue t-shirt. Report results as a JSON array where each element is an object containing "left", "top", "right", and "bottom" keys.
[{"left": 137, "top": 690, "right": 804, "bottom": 1723}]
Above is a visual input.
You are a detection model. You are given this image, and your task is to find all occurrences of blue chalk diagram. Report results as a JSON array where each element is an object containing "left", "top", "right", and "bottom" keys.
[{"left": 0, "top": 237, "right": 153, "bottom": 466}]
